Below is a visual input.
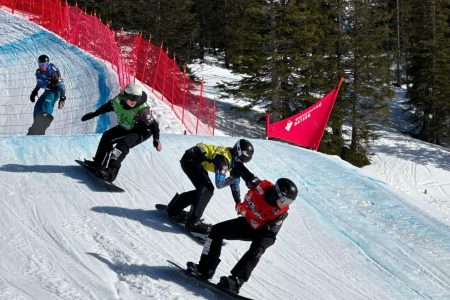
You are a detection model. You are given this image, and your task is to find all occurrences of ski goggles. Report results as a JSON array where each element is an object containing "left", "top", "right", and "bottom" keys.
[
  {"left": 275, "top": 184, "right": 295, "bottom": 205},
  {"left": 123, "top": 91, "right": 141, "bottom": 102},
  {"left": 38, "top": 62, "right": 49, "bottom": 68}
]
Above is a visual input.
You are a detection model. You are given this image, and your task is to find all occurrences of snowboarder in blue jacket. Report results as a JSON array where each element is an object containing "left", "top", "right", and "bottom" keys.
[{"left": 28, "top": 54, "right": 66, "bottom": 135}]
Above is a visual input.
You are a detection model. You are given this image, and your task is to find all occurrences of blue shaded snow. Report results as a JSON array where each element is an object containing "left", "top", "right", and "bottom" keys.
[
  {"left": 1, "top": 130, "right": 449, "bottom": 299},
  {"left": 0, "top": 30, "right": 112, "bottom": 133},
  {"left": 243, "top": 139, "right": 450, "bottom": 298}
]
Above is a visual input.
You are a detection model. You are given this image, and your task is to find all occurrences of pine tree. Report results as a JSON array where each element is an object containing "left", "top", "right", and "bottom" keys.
[
  {"left": 338, "top": 0, "right": 392, "bottom": 166},
  {"left": 386, "top": 0, "right": 413, "bottom": 86},
  {"left": 406, "top": 0, "right": 450, "bottom": 145},
  {"left": 317, "top": 0, "right": 348, "bottom": 156},
  {"left": 70, "top": 0, "right": 198, "bottom": 65},
  {"left": 192, "top": 0, "right": 226, "bottom": 59},
  {"left": 220, "top": 1, "right": 334, "bottom": 120}
]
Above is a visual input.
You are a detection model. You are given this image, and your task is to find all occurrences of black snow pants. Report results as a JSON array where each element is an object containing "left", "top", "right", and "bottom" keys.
[
  {"left": 94, "top": 124, "right": 152, "bottom": 172},
  {"left": 167, "top": 146, "right": 214, "bottom": 220},
  {"left": 199, "top": 217, "right": 276, "bottom": 282}
]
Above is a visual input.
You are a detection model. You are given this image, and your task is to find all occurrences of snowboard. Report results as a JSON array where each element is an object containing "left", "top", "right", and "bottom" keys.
[
  {"left": 155, "top": 204, "right": 211, "bottom": 245},
  {"left": 167, "top": 259, "right": 253, "bottom": 300},
  {"left": 75, "top": 159, "right": 125, "bottom": 192},
  {"left": 27, "top": 112, "right": 54, "bottom": 135}
]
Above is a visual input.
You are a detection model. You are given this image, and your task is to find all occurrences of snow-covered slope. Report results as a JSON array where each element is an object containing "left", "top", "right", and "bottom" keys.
[
  {"left": 1, "top": 7, "right": 450, "bottom": 300},
  {"left": 0, "top": 134, "right": 449, "bottom": 300},
  {"left": 0, "top": 10, "right": 184, "bottom": 136},
  {"left": 0, "top": 9, "right": 119, "bottom": 135}
]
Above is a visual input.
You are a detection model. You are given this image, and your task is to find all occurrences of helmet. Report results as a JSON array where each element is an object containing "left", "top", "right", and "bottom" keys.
[
  {"left": 38, "top": 55, "right": 49, "bottom": 63},
  {"left": 123, "top": 83, "right": 143, "bottom": 102},
  {"left": 275, "top": 178, "right": 298, "bottom": 205},
  {"left": 232, "top": 139, "right": 254, "bottom": 163}
]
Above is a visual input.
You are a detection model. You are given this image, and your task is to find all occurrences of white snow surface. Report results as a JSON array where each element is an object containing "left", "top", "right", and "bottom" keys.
[{"left": 0, "top": 8, "right": 450, "bottom": 300}]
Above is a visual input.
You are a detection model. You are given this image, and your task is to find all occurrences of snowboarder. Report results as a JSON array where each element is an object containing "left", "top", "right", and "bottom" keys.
[
  {"left": 80, "top": 83, "right": 162, "bottom": 182},
  {"left": 186, "top": 177, "right": 298, "bottom": 295},
  {"left": 166, "top": 139, "right": 255, "bottom": 235},
  {"left": 28, "top": 54, "right": 66, "bottom": 135}
]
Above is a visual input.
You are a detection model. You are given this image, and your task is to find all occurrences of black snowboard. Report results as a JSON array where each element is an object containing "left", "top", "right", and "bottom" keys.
[
  {"left": 27, "top": 112, "right": 54, "bottom": 135},
  {"left": 75, "top": 159, "right": 125, "bottom": 192},
  {"left": 167, "top": 259, "right": 253, "bottom": 300},
  {"left": 155, "top": 204, "right": 211, "bottom": 245}
]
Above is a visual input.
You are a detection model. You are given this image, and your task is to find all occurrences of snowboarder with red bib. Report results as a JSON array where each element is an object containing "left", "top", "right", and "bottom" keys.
[{"left": 187, "top": 176, "right": 298, "bottom": 294}]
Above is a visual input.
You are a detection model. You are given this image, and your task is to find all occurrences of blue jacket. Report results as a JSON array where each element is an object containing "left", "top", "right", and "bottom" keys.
[{"left": 34, "top": 63, "right": 66, "bottom": 97}]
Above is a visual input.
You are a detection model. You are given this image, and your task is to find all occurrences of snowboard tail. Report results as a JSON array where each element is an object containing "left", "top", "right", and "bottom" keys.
[{"left": 27, "top": 112, "right": 53, "bottom": 135}]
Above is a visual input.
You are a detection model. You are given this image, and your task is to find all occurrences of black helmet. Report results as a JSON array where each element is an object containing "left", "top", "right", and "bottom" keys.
[
  {"left": 38, "top": 55, "right": 49, "bottom": 63},
  {"left": 275, "top": 178, "right": 298, "bottom": 205},
  {"left": 232, "top": 139, "right": 254, "bottom": 163}
]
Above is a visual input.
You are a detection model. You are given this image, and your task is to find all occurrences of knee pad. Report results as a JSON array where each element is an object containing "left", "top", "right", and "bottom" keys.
[
  {"left": 110, "top": 147, "right": 123, "bottom": 161},
  {"left": 110, "top": 144, "right": 129, "bottom": 161},
  {"left": 115, "top": 143, "right": 130, "bottom": 157}
]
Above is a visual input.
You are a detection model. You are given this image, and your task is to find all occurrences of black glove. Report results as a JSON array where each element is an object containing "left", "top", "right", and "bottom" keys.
[
  {"left": 30, "top": 89, "right": 38, "bottom": 102},
  {"left": 235, "top": 202, "right": 243, "bottom": 214},
  {"left": 58, "top": 96, "right": 66, "bottom": 109},
  {"left": 81, "top": 111, "right": 98, "bottom": 121},
  {"left": 246, "top": 177, "right": 261, "bottom": 189}
]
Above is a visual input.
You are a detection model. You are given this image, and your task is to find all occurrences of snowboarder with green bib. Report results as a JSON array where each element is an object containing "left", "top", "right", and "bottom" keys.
[{"left": 81, "top": 83, "right": 161, "bottom": 182}]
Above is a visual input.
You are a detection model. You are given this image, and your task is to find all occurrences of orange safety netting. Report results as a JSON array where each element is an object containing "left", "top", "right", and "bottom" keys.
[{"left": 1, "top": 0, "right": 215, "bottom": 135}]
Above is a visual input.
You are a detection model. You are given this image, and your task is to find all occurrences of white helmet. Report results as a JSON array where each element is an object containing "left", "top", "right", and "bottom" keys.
[{"left": 123, "top": 83, "right": 143, "bottom": 101}]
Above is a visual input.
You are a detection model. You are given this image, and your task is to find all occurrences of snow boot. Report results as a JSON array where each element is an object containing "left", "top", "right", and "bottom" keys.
[
  {"left": 166, "top": 193, "right": 189, "bottom": 222},
  {"left": 217, "top": 275, "right": 244, "bottom": 294},
  {"left": 98, "top": 167, "right": 119, "bottom": 183},
  {"left": 185, "top": 215, "right": 211, "bottom": 235},
  {"left": 186, "top": 261, "right": 215, "bottom": 280}
]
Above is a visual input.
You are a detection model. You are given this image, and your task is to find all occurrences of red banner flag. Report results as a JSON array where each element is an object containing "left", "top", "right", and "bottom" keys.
[{"left": 266, "top": 78, "right": 343, "bottom": 150}]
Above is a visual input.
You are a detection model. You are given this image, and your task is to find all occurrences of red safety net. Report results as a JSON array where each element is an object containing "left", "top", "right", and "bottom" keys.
[{"left": 1, "top": 0, "right": 215, "bottom": 135}]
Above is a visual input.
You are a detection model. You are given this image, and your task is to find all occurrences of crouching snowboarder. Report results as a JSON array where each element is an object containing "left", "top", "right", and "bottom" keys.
[
  {"left": 187, "top": 177, "right": 298, "bottom": 295},
  {"left": 80, "top": 83, "right": 162, "bottom": 182},
  {"left": 166, "top": 139, "right": 255, "bottom": 235}
]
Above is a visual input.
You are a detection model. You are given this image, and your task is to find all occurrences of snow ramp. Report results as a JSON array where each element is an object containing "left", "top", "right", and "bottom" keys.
[{"left": 0, "top": 134, "right": 449, "bottom": 299}]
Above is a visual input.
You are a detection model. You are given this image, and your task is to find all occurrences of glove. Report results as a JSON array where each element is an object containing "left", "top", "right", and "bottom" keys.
[
  {"left": 246, "top": 177, "right": 261, "bottom": 189},
  {"left": 235, "top": 202, "right": 243, "bottom": 215},
  {"left": 30, "top": 90, "right": 38, "bottom": 102},
  {"left": 58, "top": 96, "right": 66, "bottom": 109},
  {"left": 81, "top": 111, "right": 98, "bottom": 121},
  {"left": 153, "top": 139, "right": 162, "bottom": 152}
]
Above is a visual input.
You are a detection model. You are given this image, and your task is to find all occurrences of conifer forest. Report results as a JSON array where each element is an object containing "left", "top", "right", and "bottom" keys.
[{"left": 71, "top": 0, "right": 449, "bottom": 166}]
